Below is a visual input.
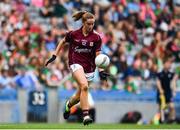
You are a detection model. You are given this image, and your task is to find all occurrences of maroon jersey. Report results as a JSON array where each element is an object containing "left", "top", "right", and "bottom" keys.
[{"left": 65, "top": 27, "right": 102, "bottom": 73}]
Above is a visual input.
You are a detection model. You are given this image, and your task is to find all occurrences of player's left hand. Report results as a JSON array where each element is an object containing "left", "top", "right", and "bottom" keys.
[{"left": 99, "top": 71, "right": 110, "bottom": 81}]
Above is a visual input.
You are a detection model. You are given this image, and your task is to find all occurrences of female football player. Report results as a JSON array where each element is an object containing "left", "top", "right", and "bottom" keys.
[{"left": 45, "top": 11, "right": 109, "bottom": 125}]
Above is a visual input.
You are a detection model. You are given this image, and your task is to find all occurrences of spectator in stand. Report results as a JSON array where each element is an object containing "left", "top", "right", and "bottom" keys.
[
  {"left": 39, "top": 0, "right": 53, "bottom": 18},
  {"left": 52, "top": 0, "right": 68, "bottom": 18},
  {"left": 14, "top": 65, "right": 42, "bottom": 91}
]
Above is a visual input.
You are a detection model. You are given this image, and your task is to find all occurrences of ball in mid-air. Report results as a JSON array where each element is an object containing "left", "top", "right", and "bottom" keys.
[{"left": 95, "top": 54, "right": 110, "bottom": 68}]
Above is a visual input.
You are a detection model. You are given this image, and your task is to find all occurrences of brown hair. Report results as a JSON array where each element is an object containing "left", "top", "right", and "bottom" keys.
[{"left": 72, "top": 11, "right": 95, "bottom": 23}]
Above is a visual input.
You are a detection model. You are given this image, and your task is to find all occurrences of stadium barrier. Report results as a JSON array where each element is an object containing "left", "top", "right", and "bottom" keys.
[
  {"left": 0, "top": 87, "right": 180, "bottom": 123},
  {"left": 0, "top": 101, "right": 19, "bottom": 123}
]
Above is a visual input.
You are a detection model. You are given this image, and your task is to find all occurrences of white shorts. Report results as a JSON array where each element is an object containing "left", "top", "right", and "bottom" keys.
[{"left": 69, "top": 64, "right": 94, "bottom": 81}]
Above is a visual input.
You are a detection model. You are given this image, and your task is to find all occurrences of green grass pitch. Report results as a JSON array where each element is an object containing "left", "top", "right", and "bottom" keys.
[{"left": 0, "top": 123, "right": 180, "bottom": 129}]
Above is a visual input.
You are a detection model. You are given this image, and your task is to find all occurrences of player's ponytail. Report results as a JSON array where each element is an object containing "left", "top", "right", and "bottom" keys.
[
  {"left": 72, "top": 11, "right": 87, "bottom": 21},
  {"left": 72, "top": 11, "right": 95, "bottom": 23}
]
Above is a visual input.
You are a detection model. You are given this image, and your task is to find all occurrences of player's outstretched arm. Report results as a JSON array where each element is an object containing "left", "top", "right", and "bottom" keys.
[
  {"left": 172, "top": 74, "right": 178, "bottom": 97},
  {"left": 156, "top": 79, "right": 164, "bottom": 94},
  {"left": 45, "top": 37, "right": 66, "bottom": 66},
  {"left": 54, "top": 37, "right": 66, "bottom": 56}
]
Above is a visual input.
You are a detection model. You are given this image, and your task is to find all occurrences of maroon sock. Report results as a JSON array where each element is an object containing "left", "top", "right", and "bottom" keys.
[{"left": 82, "top": 109, "right": 89, "bottom": 118}]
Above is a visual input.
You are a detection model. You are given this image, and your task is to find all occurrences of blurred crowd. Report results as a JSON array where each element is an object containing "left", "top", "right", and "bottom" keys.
[{"left": 0, "top": 0, "right": 179, "bottom": 92}]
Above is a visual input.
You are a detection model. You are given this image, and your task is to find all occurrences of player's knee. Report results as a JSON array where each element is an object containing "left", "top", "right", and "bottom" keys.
[{"left": 80, "top": 83, "right": 88, "bottom": 92}]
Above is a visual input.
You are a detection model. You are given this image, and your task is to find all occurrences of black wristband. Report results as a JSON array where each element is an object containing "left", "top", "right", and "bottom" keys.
[
  {"left": 51, "top": 54, "right": 57, "bottom": 60},
  {"left": 45, "top": 54, "right": 57, "bottom": 66}
]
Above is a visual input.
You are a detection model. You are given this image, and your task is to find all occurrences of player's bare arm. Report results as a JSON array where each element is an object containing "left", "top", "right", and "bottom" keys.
[
  {"left": 54, "top": 37, "right": 66, "bottom": 56},
  {"left": 172, "top": 74, "right": 178, "bottom": 96},
  {"left": 45, "top": 37, "right": 66, "bottom": 66},
  {"left": 156, "top": 79, "right": 164, "bottom": 94}
]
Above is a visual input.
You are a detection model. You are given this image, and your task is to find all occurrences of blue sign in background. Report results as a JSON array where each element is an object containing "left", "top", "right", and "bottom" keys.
[{"left": 28, "top": 90, "right": 48, "bottom": 122}]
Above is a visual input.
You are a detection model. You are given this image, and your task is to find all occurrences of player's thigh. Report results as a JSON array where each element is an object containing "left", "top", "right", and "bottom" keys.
[{"left": 72, "top": 68, "right": 88, "bottom": 88}]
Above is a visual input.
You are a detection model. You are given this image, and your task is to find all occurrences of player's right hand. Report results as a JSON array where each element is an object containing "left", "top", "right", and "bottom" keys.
[
  {"left": 160, "top": 90, "right": 164, "bottom": 95},
  {"left": 45, "top": 54, "right": 57, "bottom": 66},
  {"left": 99, "top": 71, "right": 110, "bottom": 81}
]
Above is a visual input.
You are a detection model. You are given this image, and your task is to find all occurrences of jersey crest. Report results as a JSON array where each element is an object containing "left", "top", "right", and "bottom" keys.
[{"left": 90, "top": 42, "right": 94, "bottom": 46}]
